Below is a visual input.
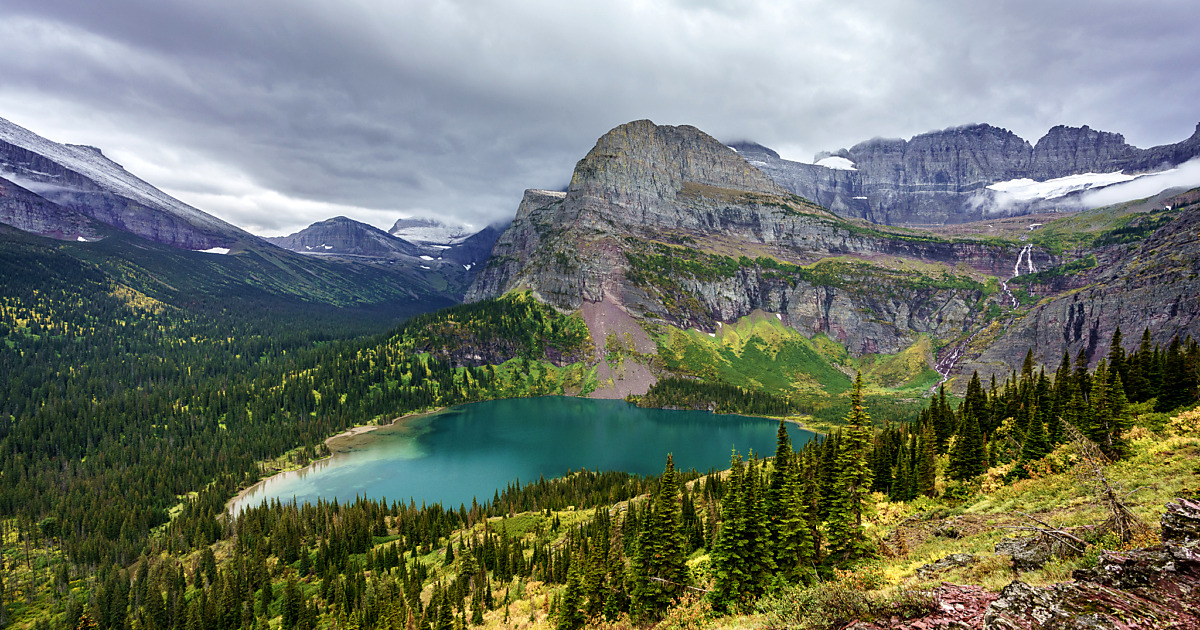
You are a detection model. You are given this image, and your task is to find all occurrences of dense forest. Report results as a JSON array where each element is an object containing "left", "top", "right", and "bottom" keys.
[
  {"left": 2, "top": 230, "right": 1199, "bottom": 630},
  {"left": 0, "top": 240, "right": 596, "bottom": 608}
]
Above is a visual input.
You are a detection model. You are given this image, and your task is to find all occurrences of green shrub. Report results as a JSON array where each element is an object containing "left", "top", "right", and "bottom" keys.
[{"left": 757, "top": 582, "right": 936, "bottom": 630}]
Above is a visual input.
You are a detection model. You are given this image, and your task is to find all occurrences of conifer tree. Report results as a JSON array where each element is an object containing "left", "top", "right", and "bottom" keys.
[
  {"left": 1019, "top": 404, "right": 1049, "bottom": 464},
  {"left": 915, "top": 421, "right": 937, "bottom": 497},
  {"left": 1108, "top": 327, "right": 1127, "bottom": 388},
  {"left": 1160, "top": 336, "right": 1196, "bottom": 411},
  {"left": 766, "top": 421, "right": 813, "bottom": 582},
  {"left": 826, "top": 373, "right": 873, "bottom": 562},
  {"left": 1074, "top": 349, "right": 1092, "bottom": 400},
  {"left": 630, "top": 455, "right": 688, "bottom": 620},
  {"left": 1127, "top": 328, "right": 1154, "bottom": 402},
  {"left": 709, "top": 453, "right": 775, "bottom": 610},
  {"left": 555, "top": 561, "right": 585, "bottom": 630},
  {"left": 947, "top": 407, "right": 986, "bottom": 480},
  {"left": 932, "top": 385, "right": 954, "bottom": 451},
  {"left": 963, "top": 372, "right": 987, "bottom": 428},
  {"left": 1106, "top": 372, "right": 1132, "bottom": 458},
  {"left": 1088, "top": 360, "right": 1111, "bottom": 445}
]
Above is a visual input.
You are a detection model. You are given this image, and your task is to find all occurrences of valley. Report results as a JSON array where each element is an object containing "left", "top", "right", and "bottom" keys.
[{"left": 0, "top": 115, "right": 1198, "bottom": 630}]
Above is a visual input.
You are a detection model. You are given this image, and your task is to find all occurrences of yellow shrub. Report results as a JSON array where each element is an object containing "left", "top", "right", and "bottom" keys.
[{"left": 1169, "top": 406, "right": 1200, "bottom": 437}]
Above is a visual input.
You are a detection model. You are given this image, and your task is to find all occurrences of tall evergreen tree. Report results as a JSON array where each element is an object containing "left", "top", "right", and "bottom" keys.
[
  {"left": 932, "top": 385, "right": 954, "bottom": 452},
  {"left": 1106, "top": 372, "right": 1133, "bottom": 458},
  {"left": 555, "top": 560, "right": 586, "bottom": 630},
  {"left": 766, "top": 421, "right": 813, "bottom": 582},
  {"left": 915, "top": 421, "right": 937, "bottom": 497},
  {"left": 709, "top": 453, "right": 776, "bottom": 611},
  {"left": 1160, "top": 337, "right": 1196, "bottom": 411},
  {"left": 1088, "top": 360, "right": 1111, "bottom": 445},
  {"left": 1127, "top": 328, "right": 1154, "bottom": 402},
  {"left": 1019, "top": 404, "right": 1049, "bottom": 464},
  {"left": 947, "top": 407, "right": 986, "bottom": 481},
  {"left": 630, "top": 455, "right": 688, "bottom": 620},
  {"left": 825, "top": 373, "right": 873, "bottom": 562}
]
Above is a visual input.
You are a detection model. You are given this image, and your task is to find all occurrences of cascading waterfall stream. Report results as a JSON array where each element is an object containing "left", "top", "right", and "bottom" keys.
[{"left": 931, "top": 243, "right": 1037, "bottom": 394}]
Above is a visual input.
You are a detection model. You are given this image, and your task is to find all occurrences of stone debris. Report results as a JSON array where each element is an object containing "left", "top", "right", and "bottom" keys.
[
  {"left": 841, "top": 583, "right": 997, "bottom": 630},
  {"left": 916, "top": 553, "right": 977, "bottom": 577},
  {"left": 984, "top": 540, "right": 1200, "bottom": 628},
  {"left": 1162, "top": 498, "right": 1200, "bottom": 543},
  {"left": 994, "top": 535, "right": 1078, "bottom": 572}
]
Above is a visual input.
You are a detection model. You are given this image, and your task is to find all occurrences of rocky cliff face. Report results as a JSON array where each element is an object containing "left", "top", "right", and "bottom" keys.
[
  {"left": 0, "top": 175, "right": 106, "bottom": 241},
  {"left": 468, "top": 120, "right": 1026, "bottom": 357},
  {"left": 0, "top": 116, "right": 252, "bottom": 250},
  {"left": 744, "top": 123, "right": 1200, "bottom": 226},
  {"left": 960, "top": 194, "right": 1200, "bottom": 381}
]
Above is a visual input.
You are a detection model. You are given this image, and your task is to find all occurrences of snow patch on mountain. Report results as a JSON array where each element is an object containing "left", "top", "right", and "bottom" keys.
[
  {"left": 986, "top": 171, "right": 1139, "bottom": 201},
  {"left": 389, "top": 217, "right": 474, "bottom": 247},
  {"left": 815, "top": 156, "right": 857, "bottom": 171}
]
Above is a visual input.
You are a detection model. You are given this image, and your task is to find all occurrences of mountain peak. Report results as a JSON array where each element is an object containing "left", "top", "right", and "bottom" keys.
[
  {"left": 568, "top": 120, "right": 782, "bottom": 201},
  {"left": 389, "top": 216, "right": 475, "bottom": 247}
]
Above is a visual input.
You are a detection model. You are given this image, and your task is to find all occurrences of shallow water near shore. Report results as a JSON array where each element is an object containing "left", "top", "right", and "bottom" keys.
[{"left": 230, "top": 396, "right": 814, "bottom": 513}]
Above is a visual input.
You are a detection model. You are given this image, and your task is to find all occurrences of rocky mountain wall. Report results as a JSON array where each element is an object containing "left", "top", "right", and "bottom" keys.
[
  {"left": 468, "top": 120, "right": 1027, "bottom": 357},
  {"left": 960, "top": 200, "right": 1200, "bottom": 381},
  {"left": 743, "top": 123, "right": 1200, "bottom": 226},
  {"left": 0, "top": 118, "right": 250, "bottom": 250},
  {"left": 0, "top": 175, "right": 105, "bottom": 241}
]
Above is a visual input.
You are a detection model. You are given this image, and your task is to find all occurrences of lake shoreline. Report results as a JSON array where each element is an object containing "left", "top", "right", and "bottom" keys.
[
  {"left": 224, "top": 407, "right": 447, "bottom": 515},
  {"left": 222, "top": 397, "right": 816, "bottom": 515}
]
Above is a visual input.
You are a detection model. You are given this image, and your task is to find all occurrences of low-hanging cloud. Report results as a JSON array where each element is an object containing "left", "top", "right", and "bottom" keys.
[
  {"left": 1080, "top": 158, "right": 1200, "bottom": 209},
  {"left": 0, "top": 0, "right": 1198, "bottom": 235}
]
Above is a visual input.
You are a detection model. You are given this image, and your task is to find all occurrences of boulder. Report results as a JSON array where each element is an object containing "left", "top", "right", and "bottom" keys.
[
  {"left": 916, "top": 553, "right": 977, "bottom": 577},
  {"left": 1162, "top": 498, "right": 1200, "bottom": 543},
  {"left": 994, "top": 535, "right": 1078, "bottom": 572},
  {"left": 984, "top": 540, "right": 1200, "bottom": 628}
]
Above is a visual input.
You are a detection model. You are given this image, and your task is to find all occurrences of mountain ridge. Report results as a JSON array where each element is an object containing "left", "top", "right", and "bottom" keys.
[
  {"left": 0, "top": 116, "right": 253, "bottom": 249},
  {"left": 735, "top": 121, "right": 1200, "bottom": 225},
  {"left": 470, "top": 119, "right": 1200, "bottom": 395}
]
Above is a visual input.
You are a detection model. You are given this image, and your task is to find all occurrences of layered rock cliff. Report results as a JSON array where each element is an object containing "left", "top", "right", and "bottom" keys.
[
  {"left": 743, "top": 123, "right": 1200, "bottom": 226},
  {"left": 468, "top": 120, "right": 1029, "bottom": 357},
  {"left": 959, "top": 193, "right": 1200, "bottom": 381},
  {"left": 0, "top": 116, "right": 251, "bottom": 250},
  {"left": 0, "top": 175, "right": 106, "bottom": 241}
]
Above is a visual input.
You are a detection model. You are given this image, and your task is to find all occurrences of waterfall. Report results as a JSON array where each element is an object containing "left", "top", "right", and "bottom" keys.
[{"left": 1012, "top": 244, "right": 1036, "bottom": 277}]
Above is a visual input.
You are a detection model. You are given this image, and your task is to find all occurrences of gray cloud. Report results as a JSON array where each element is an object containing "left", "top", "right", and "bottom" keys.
[{"left": 1, "top": 0, "right": 1197, "bottom": 235}]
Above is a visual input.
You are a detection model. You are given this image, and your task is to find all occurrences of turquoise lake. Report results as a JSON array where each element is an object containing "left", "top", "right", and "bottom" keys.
[{"left": 230, "top": 396, "right": 815, "bottom": 513}]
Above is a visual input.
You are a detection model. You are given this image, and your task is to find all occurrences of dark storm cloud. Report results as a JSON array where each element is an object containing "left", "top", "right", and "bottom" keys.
[{"left": 0, "top": 0, "right": 1197, "bottom": 235}]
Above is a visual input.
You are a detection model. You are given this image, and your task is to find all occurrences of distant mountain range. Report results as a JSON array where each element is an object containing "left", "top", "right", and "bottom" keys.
[
  {"left": 4, "top": 112, "right": 1198, "bottom": 391},
  {"left": 0, "top": 116, "right": 501, "bottom": 318},
  {"left": 731, "top": 122, "right": 1200, "bottom": 225},
  {"left": 264, "top": 215, "right": 506, "bottom": 295}
]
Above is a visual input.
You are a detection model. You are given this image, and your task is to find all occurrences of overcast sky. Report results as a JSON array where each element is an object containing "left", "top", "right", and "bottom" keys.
[{"left": 1, "top": 0, "right": 1197, "bottom": 236}]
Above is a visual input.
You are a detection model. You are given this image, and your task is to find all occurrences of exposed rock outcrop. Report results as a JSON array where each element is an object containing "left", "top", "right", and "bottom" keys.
[
  {"left": 916, "top": 553, "right": 977, "bottom": 577},
  {"left": 984, "top": 542, "right": 1200, "bottom": 629},
  {"left": 995, "top": 535, "right": 1077, "bottom": 572},
  {"left": 741, "top": 122, "right": 1200, "bottom": 226},
  {"left": 468, "top": 120, "right": 1024, "bottom": 358},
  {"left": 1162, "top": 499, "right": 1200, "bottom": 543},
  {"left": 0, "top": 116, "right": 251, "bottom": 250},
  {"left": 0, "top": 175, "right": 105, "bottom": 241},
  {"left": 959, "top": 198, "right": 1200, "bottom": 378}
]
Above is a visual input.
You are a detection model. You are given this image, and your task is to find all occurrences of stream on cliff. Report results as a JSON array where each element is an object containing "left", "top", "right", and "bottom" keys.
[{"left": 930, "top": 242, "right": 1038, "bottom": 394}]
